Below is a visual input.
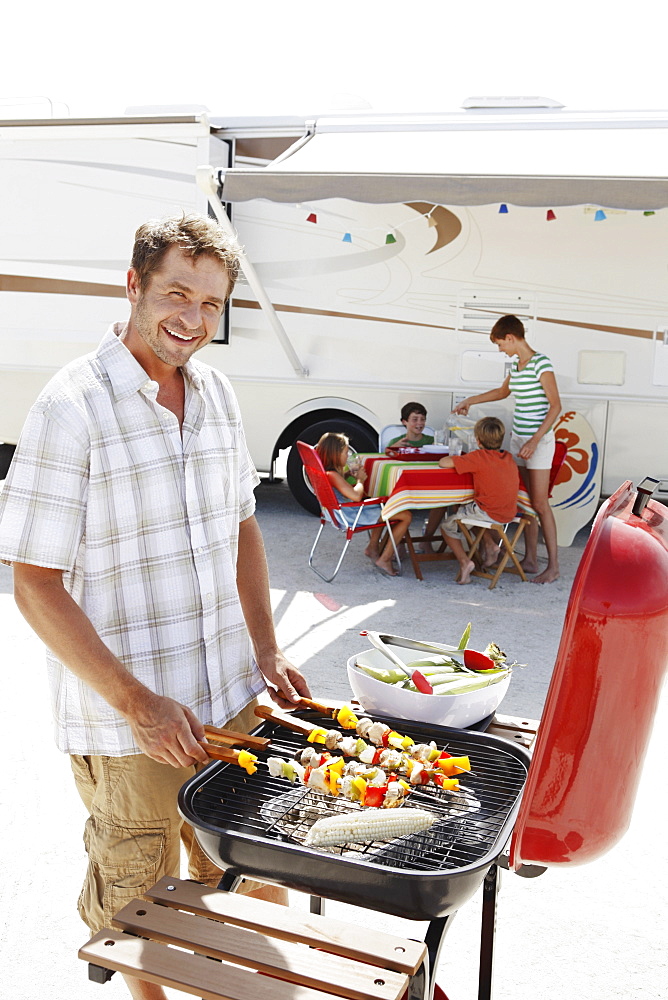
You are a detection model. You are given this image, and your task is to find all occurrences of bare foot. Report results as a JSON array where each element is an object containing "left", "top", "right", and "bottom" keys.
[
  {"left": 530, "top": 567, "right": 560, "bottom": 584},
  {"left": 521, "top": 559, "right": 540, "bottom": 575},
  {"left": 375, "top": 558, "right": 398, "bottom": 577},
  {"left": 364, "top": 544, "right": 380, "bottom": 560},
  {"left": 482, "top": 549, "right": 499, "bottom": 569},
  {"left": 456, "top": 559, "right": 475, "bottom": 585}
]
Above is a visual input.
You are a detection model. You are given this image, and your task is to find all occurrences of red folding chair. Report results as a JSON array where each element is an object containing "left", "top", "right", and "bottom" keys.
[
  {"left": 549, "top": 438, "right": 568, "bottom": 497},
  {"left": 296, "top": 441, "right": 403, "bottom": 582}
]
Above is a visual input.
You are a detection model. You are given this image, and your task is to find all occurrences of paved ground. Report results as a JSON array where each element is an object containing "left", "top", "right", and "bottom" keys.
[{"left": 0, "top": 478, "right": 666, "bottom": 999}]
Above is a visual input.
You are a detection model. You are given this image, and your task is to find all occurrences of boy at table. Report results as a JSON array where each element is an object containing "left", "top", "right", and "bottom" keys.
[
  {"left": 437, "top": 417, "right": 520, "bottom": 584},
  {"left": 386, "top": 401, "right": 434, "bottom": 450}
]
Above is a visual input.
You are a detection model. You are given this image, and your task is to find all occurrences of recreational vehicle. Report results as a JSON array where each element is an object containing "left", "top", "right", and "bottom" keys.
[{"left": 1, "top": 99, "right": 667, "bottom": 534}]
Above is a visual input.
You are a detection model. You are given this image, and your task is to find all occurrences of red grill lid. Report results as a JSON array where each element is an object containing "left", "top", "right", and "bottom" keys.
[{"left": 510, "top": 481, "right": 668, "bottom": 869}]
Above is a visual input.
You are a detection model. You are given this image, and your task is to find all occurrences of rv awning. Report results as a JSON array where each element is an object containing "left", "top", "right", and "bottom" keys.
[{"left": 221, "top": 121, "right": 668, "bottom": 209}]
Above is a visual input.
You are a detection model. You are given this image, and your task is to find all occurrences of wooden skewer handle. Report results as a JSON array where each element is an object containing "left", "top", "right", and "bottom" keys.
[
  {"left": 202, "top": 725, "right": 269, "bottom": 750},
  {"left": 294, "top": 697, "right": 342, "bottom": 716},
  {"left": 200, "top": 743, "right": 240, "bottom": 762},
  {"left": 253, "top": 704, "right": 318, "bottom": 737}
]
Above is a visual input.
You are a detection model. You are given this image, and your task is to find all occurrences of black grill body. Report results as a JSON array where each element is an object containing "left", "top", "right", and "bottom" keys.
[{"left": 178, "top": 711, "right": 530, "bottom": 920}]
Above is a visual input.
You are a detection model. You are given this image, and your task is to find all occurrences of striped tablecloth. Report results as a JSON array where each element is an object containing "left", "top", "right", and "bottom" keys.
[
  {"left": 360, "top": 455, "right": 443, "bottom": 497},
  {"left": 379, "top": 468, "right": 535, "bottom": 522}
]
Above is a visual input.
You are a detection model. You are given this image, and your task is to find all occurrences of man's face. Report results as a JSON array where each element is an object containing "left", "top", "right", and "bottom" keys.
[
  {"left": 126, "top": 246, "right": 230, "bottom": 370},
  {"left": 403, "top": 411, "right": 426, "bottom": 436}
]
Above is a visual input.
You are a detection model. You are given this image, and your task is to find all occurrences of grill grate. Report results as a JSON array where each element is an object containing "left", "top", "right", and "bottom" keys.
[{"left": 189, "top": 713, "right": 528, "bottom": 874}]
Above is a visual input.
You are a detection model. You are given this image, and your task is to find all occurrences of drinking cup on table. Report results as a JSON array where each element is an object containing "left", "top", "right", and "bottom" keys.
[
  {"left": 347, "top": 455, "right": 363, "bottom": 475},
  {"left": 449, "top": 435, "right": 463, "bottom": 456}
]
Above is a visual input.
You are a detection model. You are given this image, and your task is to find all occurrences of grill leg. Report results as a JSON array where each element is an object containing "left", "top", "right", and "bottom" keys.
[
  {"left": 216, "top": 870, "right": 244, "bottom": 892},
  {"left": 478, "top": 863, "right": 500, "bottom": 1000},
  {"left": 407, "top": 914, "right": 456, "bottom": 1000}
]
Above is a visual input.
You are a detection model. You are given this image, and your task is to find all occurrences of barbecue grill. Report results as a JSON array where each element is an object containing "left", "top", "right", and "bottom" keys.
[
  {"left": 176, "top": 479, "right": 668, "bottom": 1000},
  {"left": 179, "top": 714, "right": 530, "bottom": 921}
]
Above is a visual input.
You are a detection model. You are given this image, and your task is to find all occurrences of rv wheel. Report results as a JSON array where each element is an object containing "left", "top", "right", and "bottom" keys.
[{"left": 287, "top": 419, "right": 378, "bottom": 515}]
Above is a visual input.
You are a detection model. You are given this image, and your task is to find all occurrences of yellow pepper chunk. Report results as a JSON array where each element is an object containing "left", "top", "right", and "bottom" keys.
[
  {"left": 307, "top": 727, "right": 328, "bottom": 744},
  {"left": 352, "top": 777, "right": 367, "bottom": 803},
  {"left": 437, "top": 755, "right": 471, "bottom": 776},
  {"left": 237, "top": 750, "right": 258, "bottom": 775},
  {"left": 325, "top": 756, "right": 345, "bottom": 775},
  {"left": 437, "top": 777, "right": 460, "bottom": 791},
  {"left": 401, "top": 735, "right": 414, "bottom": 749},
  {"left": 336, "top": 704, "right": 359, "bottom": 730}
]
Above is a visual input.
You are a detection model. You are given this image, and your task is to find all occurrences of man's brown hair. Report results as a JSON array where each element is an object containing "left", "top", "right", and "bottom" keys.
[
  {"left": 131, "top": 214, "right": 242, "bottom": 296},
  {"left": 474, "top": 416, "right": 505, "bottom": 450},
  {"left": 490, "top": 314, "right": 526, "bottom": 342}
]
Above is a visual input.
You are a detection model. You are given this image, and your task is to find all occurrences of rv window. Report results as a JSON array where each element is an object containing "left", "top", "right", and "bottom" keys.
[{"left": 578, "top": 351, "right": 626, "bottom": 386}]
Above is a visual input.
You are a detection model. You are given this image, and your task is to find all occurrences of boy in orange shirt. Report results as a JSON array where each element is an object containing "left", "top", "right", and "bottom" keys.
[{"left": 438, "top": 416, "right": 520, "bottom": 584}]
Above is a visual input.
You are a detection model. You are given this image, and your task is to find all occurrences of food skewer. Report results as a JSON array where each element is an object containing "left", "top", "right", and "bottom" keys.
[{"left": 254, "top": 704, "right": 472, "bottom": 803}]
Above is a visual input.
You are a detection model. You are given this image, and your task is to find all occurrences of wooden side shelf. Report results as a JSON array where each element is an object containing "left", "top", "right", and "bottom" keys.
[{"left": 79, "top": 877, "right": 427, "bottom": 1000}]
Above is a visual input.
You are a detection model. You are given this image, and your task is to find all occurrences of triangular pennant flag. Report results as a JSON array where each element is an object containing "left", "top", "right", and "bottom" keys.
[
  {"left": 644, "top": 211, "right": 656, "bottom": 216},
  {"left": 307, "top": 213, "right": 317, "bottom": 223},
  {"left": 594, "top": 209, "right": 606, "bottom": 221},
  {"left": 385, "top": 233, "right": 397, "bottom": 244},
  {"left": 546, "top": 209, "right": 556, "bottom": 221},
  {"left": 427, "top": 215, "right": 437, "bottom": 227},
  {"left": 342, "top": 232, "right": 352, "bottom": 243},
  {"left": 498, "top": 203, "right": 509, "bottom": 214}
]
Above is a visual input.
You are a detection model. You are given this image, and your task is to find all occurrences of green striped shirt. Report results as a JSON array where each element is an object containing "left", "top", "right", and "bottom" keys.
[{"left": 509, "top": 353, "right": 554, "bottom": 435}]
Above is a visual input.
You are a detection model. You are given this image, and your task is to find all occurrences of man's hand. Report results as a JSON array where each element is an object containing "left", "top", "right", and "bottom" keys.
[
  {"left": 124, "top": 690, "right": 210, "bottom": 768},
  {"left": 256, "top": 650, "right": 311, "bottom": 710}
]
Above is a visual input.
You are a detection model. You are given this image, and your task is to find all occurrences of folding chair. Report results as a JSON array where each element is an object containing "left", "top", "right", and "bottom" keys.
[
  {"left": 378, "top": 423, "right": 436, "bottom": 451},
  {"left": 454, "top": 513, "right": 533, "bottom": 589},
  {"left": 549, "top": 438, "right": 568, "bottom": 497},
  {"left": 296, "top": 441, "right": 403, "bottom": 582}
]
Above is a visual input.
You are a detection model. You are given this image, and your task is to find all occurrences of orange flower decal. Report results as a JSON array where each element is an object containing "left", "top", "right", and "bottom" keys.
[{"left": 554, "top": 413, "right": 590, "bottom": 487}]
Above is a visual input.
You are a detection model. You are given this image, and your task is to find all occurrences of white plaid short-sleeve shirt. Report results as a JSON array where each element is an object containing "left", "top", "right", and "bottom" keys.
[{"left": 0, "top": 324, "right": 264, "bottom": 755}]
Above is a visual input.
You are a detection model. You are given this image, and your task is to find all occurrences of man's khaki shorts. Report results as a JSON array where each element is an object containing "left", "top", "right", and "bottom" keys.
[{"left": 70, "top": 699, "right": 263, "bottom": 933}]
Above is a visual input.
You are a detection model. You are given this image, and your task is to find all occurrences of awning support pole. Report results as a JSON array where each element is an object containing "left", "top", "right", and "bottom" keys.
[{"left": 196, "top": 165, "right": 309, "bottom": 377}]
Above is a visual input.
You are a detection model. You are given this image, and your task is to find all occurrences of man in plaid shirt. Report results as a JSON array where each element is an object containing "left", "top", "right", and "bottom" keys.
[{"left": 0, "top": 215, "right": 310, "bottom": 1000}]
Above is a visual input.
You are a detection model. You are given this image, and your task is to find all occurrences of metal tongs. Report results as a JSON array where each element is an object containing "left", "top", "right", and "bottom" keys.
[
  {"left": 360, "top": 631, "right": 489, "bottom": 695},
  {"left": 360, "top": 630, "right": 436, "bottom": 693}
]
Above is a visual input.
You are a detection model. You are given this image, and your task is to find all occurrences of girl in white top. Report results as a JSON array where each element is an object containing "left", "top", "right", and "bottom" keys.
[{"left": 453, "top": 315, "right": 561, "bottom": 584}]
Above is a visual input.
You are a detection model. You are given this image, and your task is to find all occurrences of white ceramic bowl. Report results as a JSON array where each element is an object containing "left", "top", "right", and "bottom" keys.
[{"left": 346, "top": 647, "right": 511, "bottom": 729}]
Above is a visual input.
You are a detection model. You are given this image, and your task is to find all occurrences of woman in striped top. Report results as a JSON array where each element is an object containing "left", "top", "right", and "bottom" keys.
[{"left": 453, "top": 315, "right": 561, "bottom": 584}]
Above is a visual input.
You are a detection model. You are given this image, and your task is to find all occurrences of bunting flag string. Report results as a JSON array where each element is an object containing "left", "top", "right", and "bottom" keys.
[{"left": 298, "top": 202, "right": 658, "bottom": 247}]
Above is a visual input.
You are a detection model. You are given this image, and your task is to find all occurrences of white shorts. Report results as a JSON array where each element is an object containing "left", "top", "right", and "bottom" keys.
[
  {"left": 441, "top": 501, "right": 495, "bottom": 540},
  {"left": 510, "top": 429, "right": 555, "bottom": 471}
]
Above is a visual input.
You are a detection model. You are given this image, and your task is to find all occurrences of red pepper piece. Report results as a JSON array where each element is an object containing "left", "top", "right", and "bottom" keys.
[
  {"left": 463, "top": 649, "right": 497, "bottom": 671},
  {"left": 364, "top": 785, "right": 388, "bottom": 807},
  {"left": 372, "top": 748, "right": 383, "bottom": 765}
]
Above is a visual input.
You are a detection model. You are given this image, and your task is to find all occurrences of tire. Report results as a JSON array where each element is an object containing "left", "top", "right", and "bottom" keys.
[
  {"left": 0, "top": 443, "right": 16, "bottom": 480},
  {"left": 286, "top": 418, "right": 378, "bottom": 515}
]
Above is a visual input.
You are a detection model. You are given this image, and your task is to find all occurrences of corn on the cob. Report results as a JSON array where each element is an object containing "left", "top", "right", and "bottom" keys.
[{"left": 304, "top": 807, "right": 437, "bottom": 847}]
